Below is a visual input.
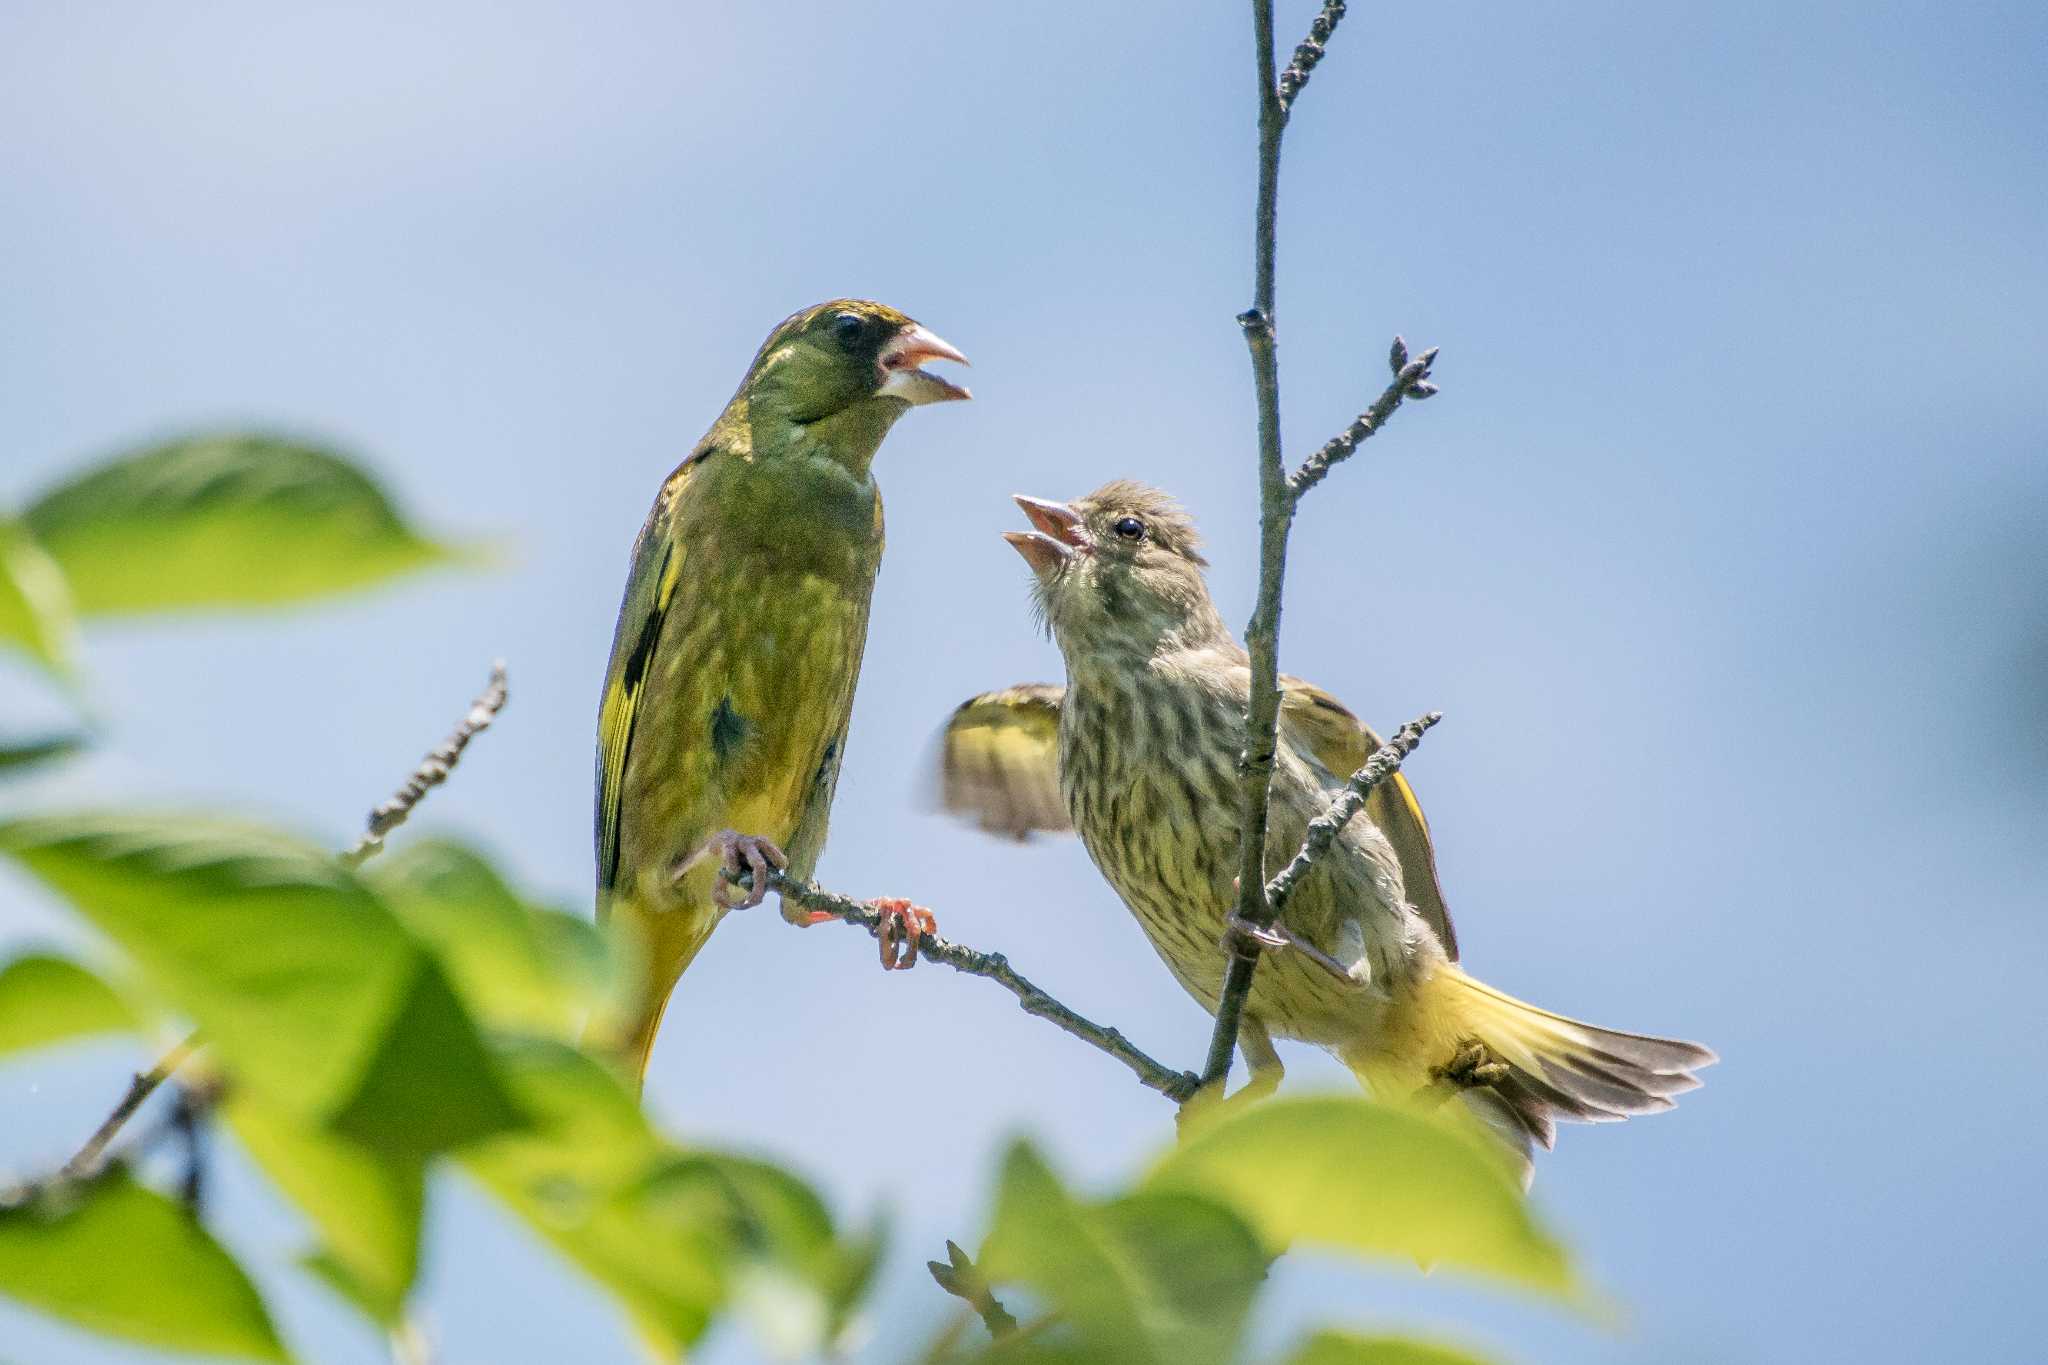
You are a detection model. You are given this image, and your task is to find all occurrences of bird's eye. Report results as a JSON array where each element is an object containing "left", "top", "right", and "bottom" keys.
[
  {"left": 1112, "top": 516, "right": 1145, "bottom": 541},
  {"left": 831, "top": 312, "right": 866, "bottom": 344}
]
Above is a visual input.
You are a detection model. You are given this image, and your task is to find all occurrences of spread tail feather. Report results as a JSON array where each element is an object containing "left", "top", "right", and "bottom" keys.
[{"left": 1349, "top": 965, "right": 1715, "bottom": 1180}]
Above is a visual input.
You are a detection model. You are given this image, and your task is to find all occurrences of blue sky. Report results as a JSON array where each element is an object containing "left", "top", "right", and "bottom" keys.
[{"left": 3, "top": 2, "right": 2044, "bottom": 1362}]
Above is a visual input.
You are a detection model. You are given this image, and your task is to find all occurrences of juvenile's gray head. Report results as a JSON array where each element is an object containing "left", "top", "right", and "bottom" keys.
[{"left": 1003, "top": 480, "right": 1228, "bottom": 662}]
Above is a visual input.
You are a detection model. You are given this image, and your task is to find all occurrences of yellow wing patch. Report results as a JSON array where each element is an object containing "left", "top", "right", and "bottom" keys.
[
  {"left": 935, "top": 684, "right": 1069, "bottom": 839},
  {"left": 595, "top": 465, "right": 694, "bottom": 900}
]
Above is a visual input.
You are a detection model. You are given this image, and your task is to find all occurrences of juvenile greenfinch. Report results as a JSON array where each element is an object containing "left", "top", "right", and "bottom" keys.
[
  {"left": 597, "top": 299, "right": 968, "bottom": 1091},
  {"left": 941, "top": 481, "right": 1712, "bottom": 1175}
]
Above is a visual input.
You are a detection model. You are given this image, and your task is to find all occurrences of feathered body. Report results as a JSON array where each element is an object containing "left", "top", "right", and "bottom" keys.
[
  {"left": 596, "top": 300, "right": 967, "bottom": 1087},
  {"left": 944, "top": 482, "right": 1712, "bottom": 1174},
  {"left": 1058, "top": 636, "right": 1432, "bottom": 1045}
]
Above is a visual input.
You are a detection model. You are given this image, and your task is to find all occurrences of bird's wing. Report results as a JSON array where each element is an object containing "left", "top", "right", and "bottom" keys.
[
  {"left": 595, "top": 457, "right": 700, "bottom": 903},
  {"left": 935, "top": 684, "right": 1071, "bottom": 839},
  {"left": 1279, "top": 675, "right": 1459, "bottom": 960}
]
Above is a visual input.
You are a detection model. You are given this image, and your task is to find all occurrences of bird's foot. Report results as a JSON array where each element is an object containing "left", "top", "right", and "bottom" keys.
[
  {"left": 1432, "top": 1037, "right": 1511, "bottom": 1090},
  {"left": 677, "top": 829, "right": 788, "bottom": 910},
  {"left": 1221, "top": 911, "right": 1287, "bottom": 957},
  {"left": 1221, "top": 913, "right": 1364, "bottom": 987},
  {"left": 869, "top": 897, "right": 936, "bottom": 971}
]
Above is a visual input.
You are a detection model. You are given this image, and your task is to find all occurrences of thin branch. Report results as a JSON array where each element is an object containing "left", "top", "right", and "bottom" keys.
[
  {"left": 59, "top": 1034, "right": 198, "bottom": 1181},
  {"left": 341, "top": 662, "right": 510, "bottom": 867},
  {"left": 1287, "top": 338, "right": 1439, "bottom": 503},
  {"left": 7, "top": 1070, "right": 219, "bottom": 1210},
  {"left": 761, "top": 870, "right": 1201, "bottom": 1103},
  {"left": 1277, "top": 0, "right": 1349, "bottom": 111},
  {"left": 53, "top": 663, "right": 510, "bottom": 1186},
  {"left": 170, "top": 1085, "right": 208, "bottom": 1214},
  {"left": 1215, "top": 0, "right": 1297, "bottom": 1091},
  {"left": 1264, "top": 711, "right": 1441, "bottom": 919},
  {"left": 1208, "top": 1, "right": 1443, "bottom": 1090}
]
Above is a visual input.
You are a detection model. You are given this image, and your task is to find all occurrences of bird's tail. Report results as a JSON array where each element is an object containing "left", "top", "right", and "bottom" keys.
[
  {"left": 590, "top": 893, "right": 715, "bottom": 1099},
  {"left": 613, "top": 994, "right": 670, "bottom": 1101},
  {"left": 1347, "top": 965, "right": 1715, "bottom": 1180}
]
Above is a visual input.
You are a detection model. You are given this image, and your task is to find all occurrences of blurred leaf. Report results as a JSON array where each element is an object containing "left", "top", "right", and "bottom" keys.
[
  {"left": 21, "top": 433, "right": 459, "bottom": 615},
  {"left": 1279, "top": 1330, "right": 1502, "bottom": 1365},
  {"left": 0, "top": 1168, "right": 290, "bottom": 1362},
  {"left": 654, "top": 1152, "right": 881, "bottom": 1358},
  {"left": 0, "top": 813, "right": 522, "bottom": 1157},
  {"left": 0, "top": 734, "right": 86, "bottom": 775},
  {"left": 464, "top": 1040, "right": 875, "bottom": 1359},
  {"left": 460, "top": 1040, "right": 727, "bottom": 1355},
  {"left": 978, "top": 1141, "right": 1266, "bottom": 1365},
  {"left": 367, "top": 840, "right": 618, "bottom": 1041},
  {"left": 0, "top": 519, "right": 77, "bottom": 675},
  {"left": 227, "top": 1098, "right": 424, "bottom": 1324},
  {"left": 0, "top": 953, "right": 137, "bottom": 1058},
  {"left": 1144, "top": 1096, "right": 1572, "bottom": 1299}
]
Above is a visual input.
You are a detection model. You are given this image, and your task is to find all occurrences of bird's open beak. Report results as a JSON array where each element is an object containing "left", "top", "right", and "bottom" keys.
[
  {"left": 877, "top": 324, "right": 971, "bottom": 405},
  {"left": 1005, "top": 493, "right": 1084, "bottom": 575}
]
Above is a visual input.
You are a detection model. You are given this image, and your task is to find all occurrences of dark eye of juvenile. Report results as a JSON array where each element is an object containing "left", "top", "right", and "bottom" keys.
[
  {"left": 1113, "top": 517, "right": 1145, "bottom": 541},
  {"left": 832, "top": 312, "right": 865, "bottom": 344}
]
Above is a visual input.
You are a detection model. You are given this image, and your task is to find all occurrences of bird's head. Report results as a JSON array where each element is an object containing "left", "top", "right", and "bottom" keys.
[
  {"left": 1005, "top": 480, "right": 1226, "bottom": 660},
  {"left": 742, "top": 299, "right": 970, "bottom": 428}
]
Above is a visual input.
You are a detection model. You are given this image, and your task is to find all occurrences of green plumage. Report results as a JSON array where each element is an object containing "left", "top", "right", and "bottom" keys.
[{"left": 594, "top": 300, "right": 967, "bottom": 1089}]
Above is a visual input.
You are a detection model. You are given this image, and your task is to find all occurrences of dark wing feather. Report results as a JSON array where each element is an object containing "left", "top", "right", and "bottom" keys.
[{"left": 594, "top": 458, "right": 698, "bottom": 902}]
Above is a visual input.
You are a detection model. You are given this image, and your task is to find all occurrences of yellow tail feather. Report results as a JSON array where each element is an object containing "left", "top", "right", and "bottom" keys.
[{"left": 1346, "top": 965, "right": 1715, "bottom": 1174}]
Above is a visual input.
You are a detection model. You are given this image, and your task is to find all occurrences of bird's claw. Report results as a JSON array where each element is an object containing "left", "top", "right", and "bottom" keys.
[
  {"left": 1433, "top": 1037, "right": 1511, "bottom": 1090},
  {"left": 1221, "top": 913, "right": 1361, "bottom": 986},
  {"left": 1222, "top": 912, "right": 1287, "bottom": 957},
  {"left": 682, "top": 829, "right": 788, "bottom": 910},
  {"left": 870, "top": 897, "right": 936, "bottom": 971}
]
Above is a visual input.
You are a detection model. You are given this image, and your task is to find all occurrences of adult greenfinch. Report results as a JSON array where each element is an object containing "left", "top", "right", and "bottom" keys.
[
  {"left": 597, "top": 299, "right": 968, "bottom": 1091},
  {"left": 939, "top": 481, "right": 1711, "bottom": 1176}
]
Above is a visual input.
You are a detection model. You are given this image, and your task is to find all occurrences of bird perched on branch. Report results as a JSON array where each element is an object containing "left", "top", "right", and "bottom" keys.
[
  {"left": 938, "top": 481, "right": 1712, "bottom": 1176},
  {"left": 596, "top": 299, "right": 969, "bottom": 1092}
]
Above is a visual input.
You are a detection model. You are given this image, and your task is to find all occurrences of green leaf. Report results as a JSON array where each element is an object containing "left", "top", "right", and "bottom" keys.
[
  {"left": 650, "top": 1153, "right": 881, "bottom": 1358},
  {"left": 0, "top": 813, "right": 522, "bottom": 1158},
  {"left": 0, "top": 734, "right": 86, "bottom": 775},
  {"left": 21, "top": 433, "right": 458, "bottom": 615},
  {"left": 0, "top": 519, "right": 77, "bottom": 674},
  {"left": 978, "top": 1141, "right": 1266, "bottom": 1365},
  {"left": 1144, "top": 1096, "right": 1573, "bottom": 1299},
  {"left": 366, "top": 840, "right": 619, "bottom": 1041},
  {"left": 0, "top": 953, "right": 137, "bottom": 1058},
  {"left": 226, "top": 1098, "right": 424, "bottom": 1324},
  {"left": 1279, "top": 1329, "right": 1503, "bottom": 1365},
  {"left": 459, "top": 1041, "right": 728, "bottom": 1354},
  {"left": 463, "top": 1041, "right": 875, "bottom": 1357},
  {"left": 0, "top": 1168, "right": 290, "bottom": 1362}
]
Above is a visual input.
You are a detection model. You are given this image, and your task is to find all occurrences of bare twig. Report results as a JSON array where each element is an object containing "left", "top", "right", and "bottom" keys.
[
  {"left": 1277, "top": 0, "right": 1348, "bottom": 110},
  {"left": 757, "top": 870, "right": 1200, "bottom": 1103},
  {"left": 341, "top": 662, "right": 510, "bottom": 867},
  {"left": 7, "top": 1068, "right": 219, "bottom": 1210},
  {"left": 1207, "top": 1, "right": 1441, "bottom": 1089},
  {"left": 59, "top": 1034, "right": 198, "bottom": 1181},
  {"left": 170, "top": 1085, "right": 208, "bottom": 1214},
  {"left": 1215, "top": 0, "right": 1298, "bottom": 1092},
  {"left": 1264, "top": 711, "right": 1441, "bottom": 919},
  {"left": 1288, "top": 339, "right": 1440, "bottom": 502}
]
